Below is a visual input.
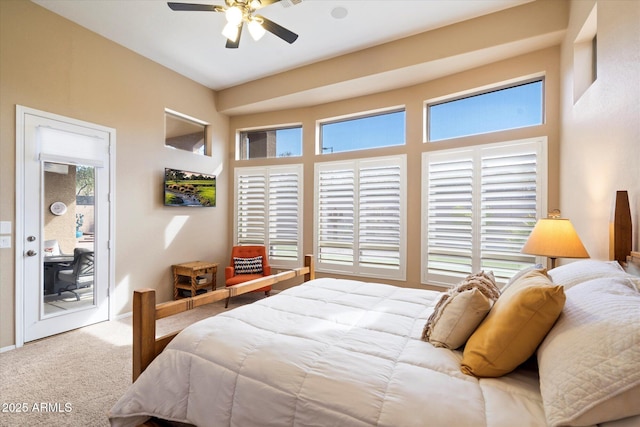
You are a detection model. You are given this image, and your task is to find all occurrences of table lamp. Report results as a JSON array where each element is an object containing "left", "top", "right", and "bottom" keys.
[{"left": 521, "top": 210, "right": 589, "bottom": 268}]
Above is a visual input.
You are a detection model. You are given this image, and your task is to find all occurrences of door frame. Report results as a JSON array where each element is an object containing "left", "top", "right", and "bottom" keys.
[{"left": 14, "top": 105, "right": 116, "bottom": 348}]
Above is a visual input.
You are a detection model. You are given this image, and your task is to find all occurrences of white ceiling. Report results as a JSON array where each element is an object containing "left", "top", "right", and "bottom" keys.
[{"left": 32, "top": 0, "right": 534, "bottom": 93}]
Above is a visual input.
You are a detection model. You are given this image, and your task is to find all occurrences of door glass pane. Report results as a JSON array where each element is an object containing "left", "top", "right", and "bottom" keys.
[{"left": 43, "top": 162, "right": 96, "bottom": 316}]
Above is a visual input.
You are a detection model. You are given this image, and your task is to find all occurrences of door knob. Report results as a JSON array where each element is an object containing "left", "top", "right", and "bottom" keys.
[{"left": 26, "top": 250, "right": 37, "bottom": 257}]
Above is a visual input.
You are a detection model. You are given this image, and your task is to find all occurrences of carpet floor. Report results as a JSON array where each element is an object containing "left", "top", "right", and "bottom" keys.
[{"left": 0, "top": 292, "right": 268, "bottom": 427}]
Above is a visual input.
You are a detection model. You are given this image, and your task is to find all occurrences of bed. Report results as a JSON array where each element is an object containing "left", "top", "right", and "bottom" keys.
[{"left": 109, "top": 251, "right": 640, "bottom": 427}]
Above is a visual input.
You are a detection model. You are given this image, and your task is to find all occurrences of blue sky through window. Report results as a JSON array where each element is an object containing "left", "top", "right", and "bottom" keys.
[
  {"left": 321, "top": 110, "right": 405, "bottom": 154},
  {"left": 429, "top": 80, "right": 544, "bottom": 141},
  {"left": 275, "top": 127, "right": 302, "bottom": 157},
  {"left": 271, "top": 81, "right": 541, "bottom": 157}
]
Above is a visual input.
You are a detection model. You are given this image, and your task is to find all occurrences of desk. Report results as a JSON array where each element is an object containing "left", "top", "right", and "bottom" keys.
[
  {"left": 172, "top": 261, "right": 218, "bottom": 299},
  {"left": 44, "top": 256, "right": 74, "bottom": 295}
]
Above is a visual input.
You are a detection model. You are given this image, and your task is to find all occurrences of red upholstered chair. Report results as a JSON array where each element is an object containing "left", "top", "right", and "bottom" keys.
[{"left": 225, "top": 245, "right": 271, "bottom": 307}]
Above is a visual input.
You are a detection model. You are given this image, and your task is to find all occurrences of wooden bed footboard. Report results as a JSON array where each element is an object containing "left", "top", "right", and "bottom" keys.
[{"left": 133, "top": 254, "right": 315, "bottom": 381}]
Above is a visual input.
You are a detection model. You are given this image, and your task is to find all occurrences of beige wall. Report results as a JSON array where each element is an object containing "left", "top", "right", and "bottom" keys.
[
  {"left": 217, "top": 0, "right": 568, "bottom": 115},
  {"left": 2, "top": 0, "right": 637, "bottom": 350},
  {"left": 559, "top": 0, "right": 640, "bottom": 259},
  {"left": 229, "top": 46, "right": 562, "bottom": 290},
  {"left": 0, "top": 0, "right": 229, "bottom": 348}
]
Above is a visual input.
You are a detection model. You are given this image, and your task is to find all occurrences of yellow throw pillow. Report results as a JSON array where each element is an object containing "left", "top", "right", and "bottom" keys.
[{"left": 461, "top": 269, "right": 565, "bottom": 378}]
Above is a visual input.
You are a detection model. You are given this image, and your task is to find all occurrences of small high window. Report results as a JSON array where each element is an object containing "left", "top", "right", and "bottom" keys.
[
  {"left": 165, "top": 109, "right": 208, "bottom": 155},
  {"left": 319, "top": 108, "right": 405, "bottom": 154},
  {"left": 426, "top": 79, "right": 544, "bottom": 142},
  {"left": 238, "top": 126, "right": 302, "bottom": 160},
  {"left": 573, "top": 4, "right": 597, "bottom": 102}
]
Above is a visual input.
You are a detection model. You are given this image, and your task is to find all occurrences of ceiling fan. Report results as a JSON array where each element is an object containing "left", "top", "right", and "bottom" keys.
[{"left": 167, "top": 0, "right": 299, "bottom": 49}]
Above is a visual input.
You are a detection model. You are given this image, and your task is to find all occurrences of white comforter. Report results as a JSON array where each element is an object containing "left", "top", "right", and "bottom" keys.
[{"left": 109, "top": 278, "right": 547, "bottom": 427}]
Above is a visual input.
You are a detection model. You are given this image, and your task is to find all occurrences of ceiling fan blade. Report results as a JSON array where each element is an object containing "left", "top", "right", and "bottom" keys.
[
  {"left": 225, "top": 23, "right": 243, "bottom": 49},
  {"left": 257, "top": 15, "right": 298, "bottom": 44},
  {"left": 167, "top": 2, "right": 225, "bottom": 12}
]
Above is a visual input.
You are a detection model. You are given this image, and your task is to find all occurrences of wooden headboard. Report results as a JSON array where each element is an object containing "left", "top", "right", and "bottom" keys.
[
  {"left": 611, "top": 190, "right": 633, "bottom": 264},
  {"left": 610, "top": 190, "right": 636, "bottom": 275}
]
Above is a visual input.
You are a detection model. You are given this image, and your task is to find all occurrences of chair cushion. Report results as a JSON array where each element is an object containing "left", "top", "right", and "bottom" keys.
[
  {"left": 58, "top": 269, "right": 74, "bottom": 281},
  {"left": 225, "top": 273, "right": 271, "bottom": 292},
  {"left": 226, "top": 274, "right": 266, "bottom": 286},
  {"left": 233, "top": 256, "right": 263, "bottom": 274}
]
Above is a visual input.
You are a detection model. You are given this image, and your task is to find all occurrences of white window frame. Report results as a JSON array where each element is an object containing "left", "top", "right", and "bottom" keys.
[
  {"left": 234, "top": 164, "right": 303, "bottom": 269},
  {"left": 421, "top": 138, "right": 547, "bottom": 287},
  {"left": 314, "top": 155, "right": 407, "bottom": 280}
]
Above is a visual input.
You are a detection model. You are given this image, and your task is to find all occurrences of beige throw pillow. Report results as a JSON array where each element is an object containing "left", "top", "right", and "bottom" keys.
[
  {"left": 461, "top": 269, "right": 565, "bottom": 378},
  {"left": 422, "top": 271, "right": 500, "bottom": 350}
]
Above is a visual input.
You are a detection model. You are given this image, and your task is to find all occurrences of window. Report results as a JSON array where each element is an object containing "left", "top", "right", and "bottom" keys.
[
  {"left": 165, "top": 109, "right": 208, "bottom": 155},
  {"left": 573, "top": 4, "right": 597, "bottom": 102},
  {"left": 319, "top": 108, "right": 405, "bottom": 154},
  {"left": 422, "top": 139, "right": 547, "bottom": 287},
  {"left": 234, "top": 164, "right": 303, "bottom": 267},
  {"left": 315, "top": 155, "right": 406, "bottom": 280},
  {"left": 427, "top": 79, "right": 544, "bottom": 141},
  {"left": 238, "top": 126, "right": 302, "bottom": 160}
]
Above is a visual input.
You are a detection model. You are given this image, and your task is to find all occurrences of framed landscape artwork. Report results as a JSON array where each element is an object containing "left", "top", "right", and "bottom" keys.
[{"left": 164, "top": 168, "right": 216, "bottom": 207}]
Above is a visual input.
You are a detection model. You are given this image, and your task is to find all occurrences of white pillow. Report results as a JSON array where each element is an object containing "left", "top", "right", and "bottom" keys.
[
  {"left": 548, "top": 259, "right": 626, "bottom": 289},
  {"left": 537, "top": 277, "right": 640, "bottom": 426}
]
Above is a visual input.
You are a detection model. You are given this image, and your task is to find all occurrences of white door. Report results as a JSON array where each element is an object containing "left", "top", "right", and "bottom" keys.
[{"left": 16, "top": 106, "right": 115, "bottom": 344}]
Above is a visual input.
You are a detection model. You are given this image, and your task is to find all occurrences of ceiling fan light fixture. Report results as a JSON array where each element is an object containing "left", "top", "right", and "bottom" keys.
[
  {"left": 168, "top": 1, "right": 299, "bottom": 48},
  {"left": 248, "top": 18, "right": 266, "bottom": 40},
  {"left": 225, "top": 6, "right": 243, "bottom": 25},
  {"left": 222, "top": 22, "right": 240, "bottom": 42}
]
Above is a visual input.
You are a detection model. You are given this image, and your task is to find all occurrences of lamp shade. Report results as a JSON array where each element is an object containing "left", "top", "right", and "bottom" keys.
[{"left": 521, "top": 218, "right": 589, "bottom": 259}]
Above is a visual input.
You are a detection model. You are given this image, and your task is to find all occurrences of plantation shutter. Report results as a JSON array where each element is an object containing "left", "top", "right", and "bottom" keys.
[
  {"left": 235, "top": 165, "right": 303, "bottom": 268},
  {"left": 269, "top": 170, "right": 302, "bottom": 263},
  {"left": 359, "top": 160, "right": 403, "bottom": 272},
  {"left": 315, "top": 155, "right": 406, "bottom": 279},
  {"left": 236, "top": 173, "right": 266, "bottom": 246},
  {"left": 480, "top": 146, "right": 539, "bottom": 281},
  {"left": 316, "top": 167, "right": 355, "bottom": 268},
  {"left": 423, "top": 139, "right": 545, "bottom": 287},
  {"left": 424, "top": 151, "right": 474, "bottom": 284}
]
